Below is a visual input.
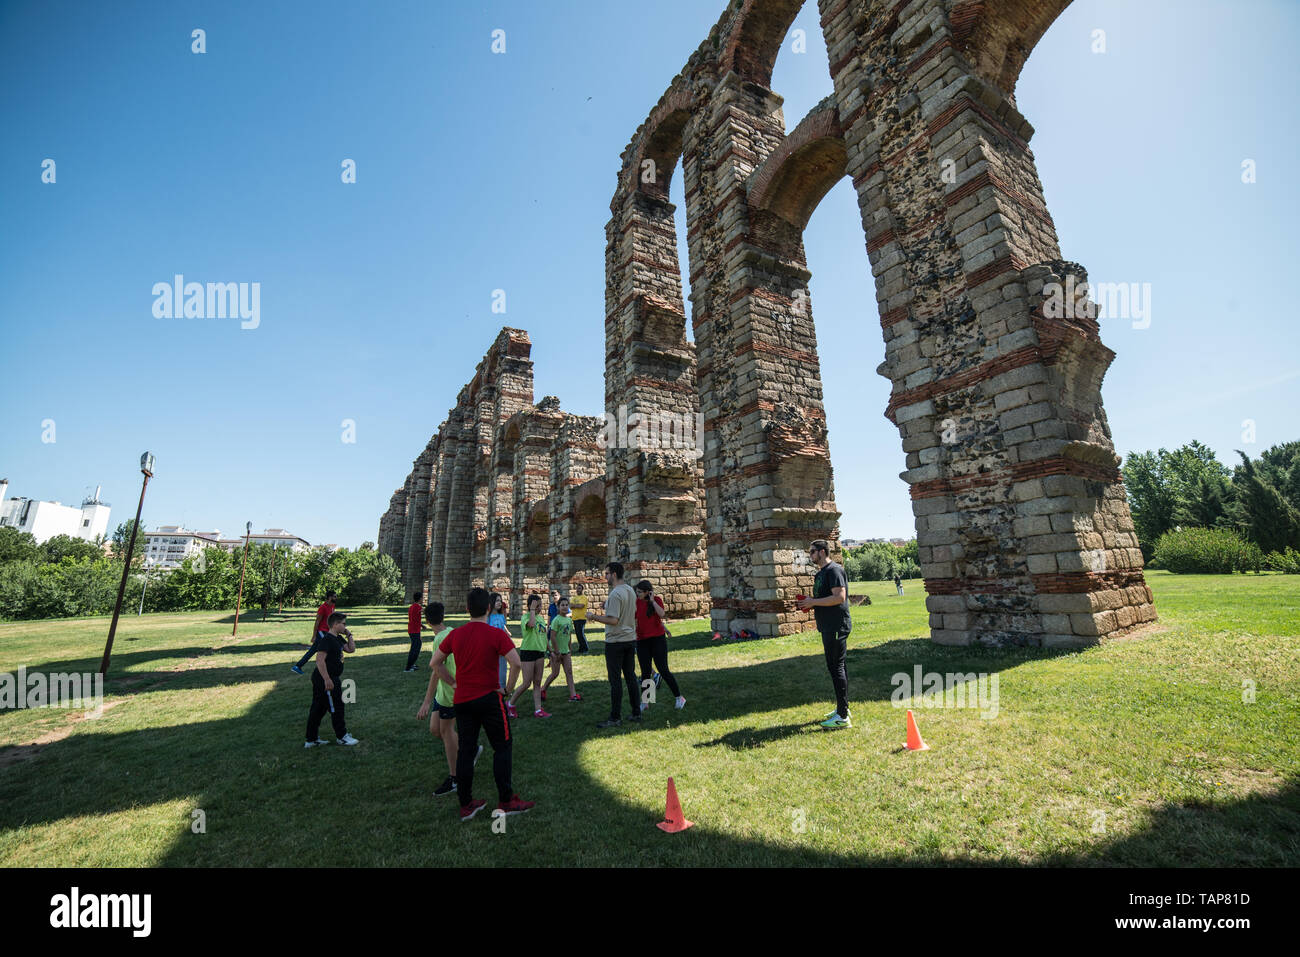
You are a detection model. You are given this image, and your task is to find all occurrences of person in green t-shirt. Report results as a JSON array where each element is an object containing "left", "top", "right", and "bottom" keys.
[
  {"left": 507, "top": 593, "right": 551, "bottom": 719},
  {"left": 541, "top": 596, "right": 581, "bottom": 702},
  {"left": 417, "top": 602, "right": 480, "bottom": 796}
]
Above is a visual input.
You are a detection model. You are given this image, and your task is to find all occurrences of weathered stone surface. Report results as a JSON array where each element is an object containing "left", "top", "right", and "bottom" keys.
[{"left": 379, "top": 0, "right": 1154, "bottom": 647}]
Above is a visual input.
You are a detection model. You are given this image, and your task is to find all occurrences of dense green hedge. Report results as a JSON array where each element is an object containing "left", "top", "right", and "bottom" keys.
[{"left": 1151, "top": 527, "right": 1263, "bottom": 574}]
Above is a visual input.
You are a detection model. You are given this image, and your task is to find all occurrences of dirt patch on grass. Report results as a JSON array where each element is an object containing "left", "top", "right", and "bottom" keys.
[{"left": 1105, "top": 622, "right": 1172, "bottom": 644}]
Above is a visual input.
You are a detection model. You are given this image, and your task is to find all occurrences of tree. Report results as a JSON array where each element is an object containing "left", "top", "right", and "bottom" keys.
[
  {"left": 1229, "top": 451, "right": 1300, "bottom": 554},
  {"left": 1123, "top": 442, "right": 1231, "bottom": 557},
  {"left": 0, "top": 527, "right": 39, "bottom": 563},
  {"left": 41, "top": 534, "right": 102, "bottom": 564},
  {"left": 111, "top": 519, "right": 148, "bottom": 566}
]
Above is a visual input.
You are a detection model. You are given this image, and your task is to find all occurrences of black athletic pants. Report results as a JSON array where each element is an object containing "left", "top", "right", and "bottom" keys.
[
  {"left": 405, "top": 632, "right": 422, "bottom": 670},
  {"left": 306, "top": 670, "right": 347, "bottom": 741},
  {"left": 636, "top": 635, "right": 680, "bottom": 698},
  {"left": 574, "top": 620, "right": 588, "bottom": 652},
  {"left": 295, "top": 635, "right": 320, "bottom": 669},
  {"left": 454, "top": 691, "right": 513, "bottom": 808},
  {"left": 604, "top": 642, "right": 641, "bottom": 720},
  {"left": 822, "top": 631, "right": 849, "bottom": 717}
]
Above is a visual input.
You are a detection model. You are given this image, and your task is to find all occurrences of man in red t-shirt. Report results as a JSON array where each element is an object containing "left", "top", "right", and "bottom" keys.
[
  {"left": 404, "top": 591, "right": 424, "bottom": 672},
  {"left": 432, "top": 587, "right": 534, "bottom": 822},
  {"left": 292, "top": 590, "right": 341, "bottom": 675}
]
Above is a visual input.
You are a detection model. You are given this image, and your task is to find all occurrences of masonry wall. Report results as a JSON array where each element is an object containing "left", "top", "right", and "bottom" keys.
[{"left": 381, "top": 0, "right": 1153, "bottom": 648}]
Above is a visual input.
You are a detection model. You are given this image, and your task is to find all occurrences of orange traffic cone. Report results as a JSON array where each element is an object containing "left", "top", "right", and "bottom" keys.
[
  {"left": 903, "top": 709, "right": 930, "bottom": 751},
  {"left": 656, "top": 777, "right": 694, "bottom": 832}
]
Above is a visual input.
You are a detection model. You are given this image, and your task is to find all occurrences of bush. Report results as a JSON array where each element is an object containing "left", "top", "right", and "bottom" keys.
[
  {"left": 1151, "top": 527, "right": 1263, "bottom": 574},
  {"left": 1266, "top": 547, "right": 1300, "bottom": 574}
]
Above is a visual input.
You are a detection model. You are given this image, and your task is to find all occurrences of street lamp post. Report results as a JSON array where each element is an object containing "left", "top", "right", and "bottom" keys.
[
  {"left": 233, "top": 521, "right": 251, "bottom": 637},
  {"left": 101, "top": 452, "right": 155, "bottom": 676}
]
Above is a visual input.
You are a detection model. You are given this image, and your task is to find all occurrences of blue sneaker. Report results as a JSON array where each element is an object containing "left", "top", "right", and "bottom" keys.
[
  {"left": 290, "top": 665, "right": 304, "bottom": 675},
  {"left": 820, "top": 713, "right": 851, "bottom": 729}
]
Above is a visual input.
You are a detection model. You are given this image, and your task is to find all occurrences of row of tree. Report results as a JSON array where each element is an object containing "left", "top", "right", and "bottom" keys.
[
  {"left": 841, "top": 539, "right": 921, "bottom": 582},
  {"left": 0, "top": 523, "right": 403, "bottom": 621},
  {"left": 1122, "top": 440, "right": 1300, "bottom": 560}
]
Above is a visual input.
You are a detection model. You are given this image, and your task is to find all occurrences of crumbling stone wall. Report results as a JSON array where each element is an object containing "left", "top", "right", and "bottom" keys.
[{"left": 382, "top": 0, "right": 1153, "bottom": 648}]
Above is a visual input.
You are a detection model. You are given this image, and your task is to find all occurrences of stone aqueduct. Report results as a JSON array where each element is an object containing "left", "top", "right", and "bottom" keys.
[{"left": 378, "top": 0, "right": 1156, "bottom": 646}]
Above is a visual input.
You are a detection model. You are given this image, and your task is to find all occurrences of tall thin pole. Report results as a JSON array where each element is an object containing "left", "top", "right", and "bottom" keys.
[
  {"left": 101, "top": 472, "right": 150, "bottom": 676},
  {"left": 232, "top": 531, "right": 250, "bottom": 637}
]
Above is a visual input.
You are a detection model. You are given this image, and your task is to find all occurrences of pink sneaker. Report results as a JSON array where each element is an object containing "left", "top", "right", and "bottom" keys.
[
  {"left": 534, "top": 709, "right": 552, "bottom": 718},
  {"left": 506, "top": 703, "right": 518, "bottom": 718}
]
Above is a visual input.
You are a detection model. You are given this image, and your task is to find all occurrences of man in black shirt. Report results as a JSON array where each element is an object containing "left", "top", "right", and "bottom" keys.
[
  {"left": 796, "top": 539, "right": 853, "bottom": 729},
  {"left": 305, "top": 612, "right": 360, "bottom": 747}
]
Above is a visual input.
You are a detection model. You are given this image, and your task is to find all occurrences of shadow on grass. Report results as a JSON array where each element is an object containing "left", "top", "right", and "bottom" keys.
[{"left": 2, "top": 622, "right": 1297, "bottom": 866}]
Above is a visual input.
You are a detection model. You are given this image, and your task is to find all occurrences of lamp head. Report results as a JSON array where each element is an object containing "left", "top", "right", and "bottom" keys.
[{"left": 140, "top": 452, "right": 155, "bottom": 476}]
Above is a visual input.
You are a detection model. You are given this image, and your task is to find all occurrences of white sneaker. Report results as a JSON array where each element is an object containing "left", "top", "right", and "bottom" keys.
[
  {"left": 675, "top": 696, "right": 686, "bottom": 710},
  {"left": 338, "top": 734, "right": 360, "bottom": 746},
  {"left": 304, "top": 739, "right": 328, "bottom": 748}
]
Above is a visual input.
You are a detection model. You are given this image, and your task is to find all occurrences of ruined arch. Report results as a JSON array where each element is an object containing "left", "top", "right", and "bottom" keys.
[
  {"left": 386, "top": 0, "right": 1153, "bottom": 648},
  {"left": 599, "top": 0, "right": 1153, "bottom": 645}
]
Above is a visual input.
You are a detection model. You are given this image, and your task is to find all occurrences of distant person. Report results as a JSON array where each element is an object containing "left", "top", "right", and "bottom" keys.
[
  {"left": 548, "top": 590, "right": 560, "bottom": 624},
  {"left": 489, "top": 593, "right": 518, "bottom": 695},
  {"left": 304, "top": 612, "right": 360, "bottom": 747},
  {"left": 416, "top": 601, "right": 482, "bottom": 796},
  {"left": 292, "top": 590, "right": 348, "bottom": 675},
  {"left": 431, "top": 587, "right": 534, "bottom": 822},
  {"left": 508, "top": 594, "right": 550, "bottom": 718},
  {"left": 541, "top": 596, "right": 580, "bottom": 702},
  {"left": 570, "top": 583, "right": 589, "bottom": 654},
  {"left": 404, "top": 590, "right": 424, "bottom": 672},
  {"left": 894, "top": 574, "right": 904, "bottom": 597},
  {"left": 588, "top": 562, "right": 641, "bottom": 729},
  {"left": 797, "top": 540, "right": 852, "bottom": 729},
  {"left": 634, "top": 579, "right": 685, "bottom": 710}
]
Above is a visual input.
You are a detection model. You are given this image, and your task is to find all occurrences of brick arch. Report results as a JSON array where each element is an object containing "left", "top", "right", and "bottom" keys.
[
  {"left": 623, "top": 87, "right": 692, "bottom": 202},
  {"left": 950, "top": 0, "right": 1074, "bottom": 100},
  {"left": 747, "top": 98, "right": 847, "bottom": 233},
  {"left": 721, "top": 0, "right": 807, "bottom": 88}
]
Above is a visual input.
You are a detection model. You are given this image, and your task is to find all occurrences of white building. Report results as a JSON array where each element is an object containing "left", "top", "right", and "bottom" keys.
[
  {"left": 218, "top": 528, "right": 311, "bottom": 553},
  {"left": 0, "top": 479, "right": 112, "bottom": 544},
  {"left": 143, "top": 526, "right": 222, "bottom": 569}
]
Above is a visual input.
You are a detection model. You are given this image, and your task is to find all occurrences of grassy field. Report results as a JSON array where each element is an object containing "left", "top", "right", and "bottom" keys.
[{"left": 1, "top": 571, "right": 1297, "bottom": 867}]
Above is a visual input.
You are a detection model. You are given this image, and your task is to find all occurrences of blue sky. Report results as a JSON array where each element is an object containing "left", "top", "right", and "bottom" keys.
[{"left": 1, "top": 0, "right": 1296, "bottom": 548}]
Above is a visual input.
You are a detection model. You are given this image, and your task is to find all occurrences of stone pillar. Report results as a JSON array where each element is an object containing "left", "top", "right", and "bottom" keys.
[
  {"left": 604, "top": 96, "right": 710, "bottom": 620},
  {"left": 684, "top": 72, "right": 841, "bottom": 638},
  {"left": 819, "top": 0, "right": 1153, "bottom": 645},
  {"left": 550, "top": 415, "right": 607, "bottom": 596}
]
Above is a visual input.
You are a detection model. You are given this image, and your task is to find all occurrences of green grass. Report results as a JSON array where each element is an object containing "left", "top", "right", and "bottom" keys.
[{"left": 1, "top": 570, "right": 1297, "bottom": 866}]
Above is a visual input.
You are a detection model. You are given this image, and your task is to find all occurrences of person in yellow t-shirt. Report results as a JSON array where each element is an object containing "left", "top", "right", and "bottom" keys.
[{"left": 570, "top": 583, "right": 590, "bottom": 654}]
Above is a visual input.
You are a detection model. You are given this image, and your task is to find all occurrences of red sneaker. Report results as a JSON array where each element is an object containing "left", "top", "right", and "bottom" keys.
[
  {"left": 506, "top": 703, "right": 518, "bottom": 718},
  {"left": 568, "top": 693, "right": 583, "bottom": 702},
  {"left": 534, "top": 709, "right": 552, "bottom": 718},
  {"left": 459, "top": 798, "right": 487, "bottom": 823},
  {"left": 496, "top": 795, "right": 535, "bottom": 815}
]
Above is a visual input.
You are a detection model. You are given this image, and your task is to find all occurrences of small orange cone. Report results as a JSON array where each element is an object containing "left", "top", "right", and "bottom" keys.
[
  {"left": 656, "top": 776, "right": 694, "bottom": 832},
  {"left": 903, "top": 709, "right": 930, "bottom": 751}
]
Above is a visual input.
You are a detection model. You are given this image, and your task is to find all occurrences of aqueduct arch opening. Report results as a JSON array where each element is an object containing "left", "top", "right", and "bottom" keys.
[
  {"left": 382, "top": 0, "right": 1154, "bottom": 648},
  {"left": 602, "top": 0, "right": 1153, "bottom": 645}
]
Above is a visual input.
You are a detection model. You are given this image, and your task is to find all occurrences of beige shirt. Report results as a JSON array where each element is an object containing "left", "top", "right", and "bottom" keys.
[{"left": 603, "top": 582, "right": 638, "bottom": 643}]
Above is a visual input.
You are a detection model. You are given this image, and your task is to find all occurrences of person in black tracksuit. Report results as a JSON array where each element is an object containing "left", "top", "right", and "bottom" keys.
[
  {"left": 305, "top": 612, "right": 358, "bottom": 745},
  {"left": 797, "top": 539, "right": 853, "bottom": 726}
]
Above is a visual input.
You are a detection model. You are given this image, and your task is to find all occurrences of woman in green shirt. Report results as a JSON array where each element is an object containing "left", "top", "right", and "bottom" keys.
[{"left": 507, "top": 593, "right": 551, "bottom": 719}]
